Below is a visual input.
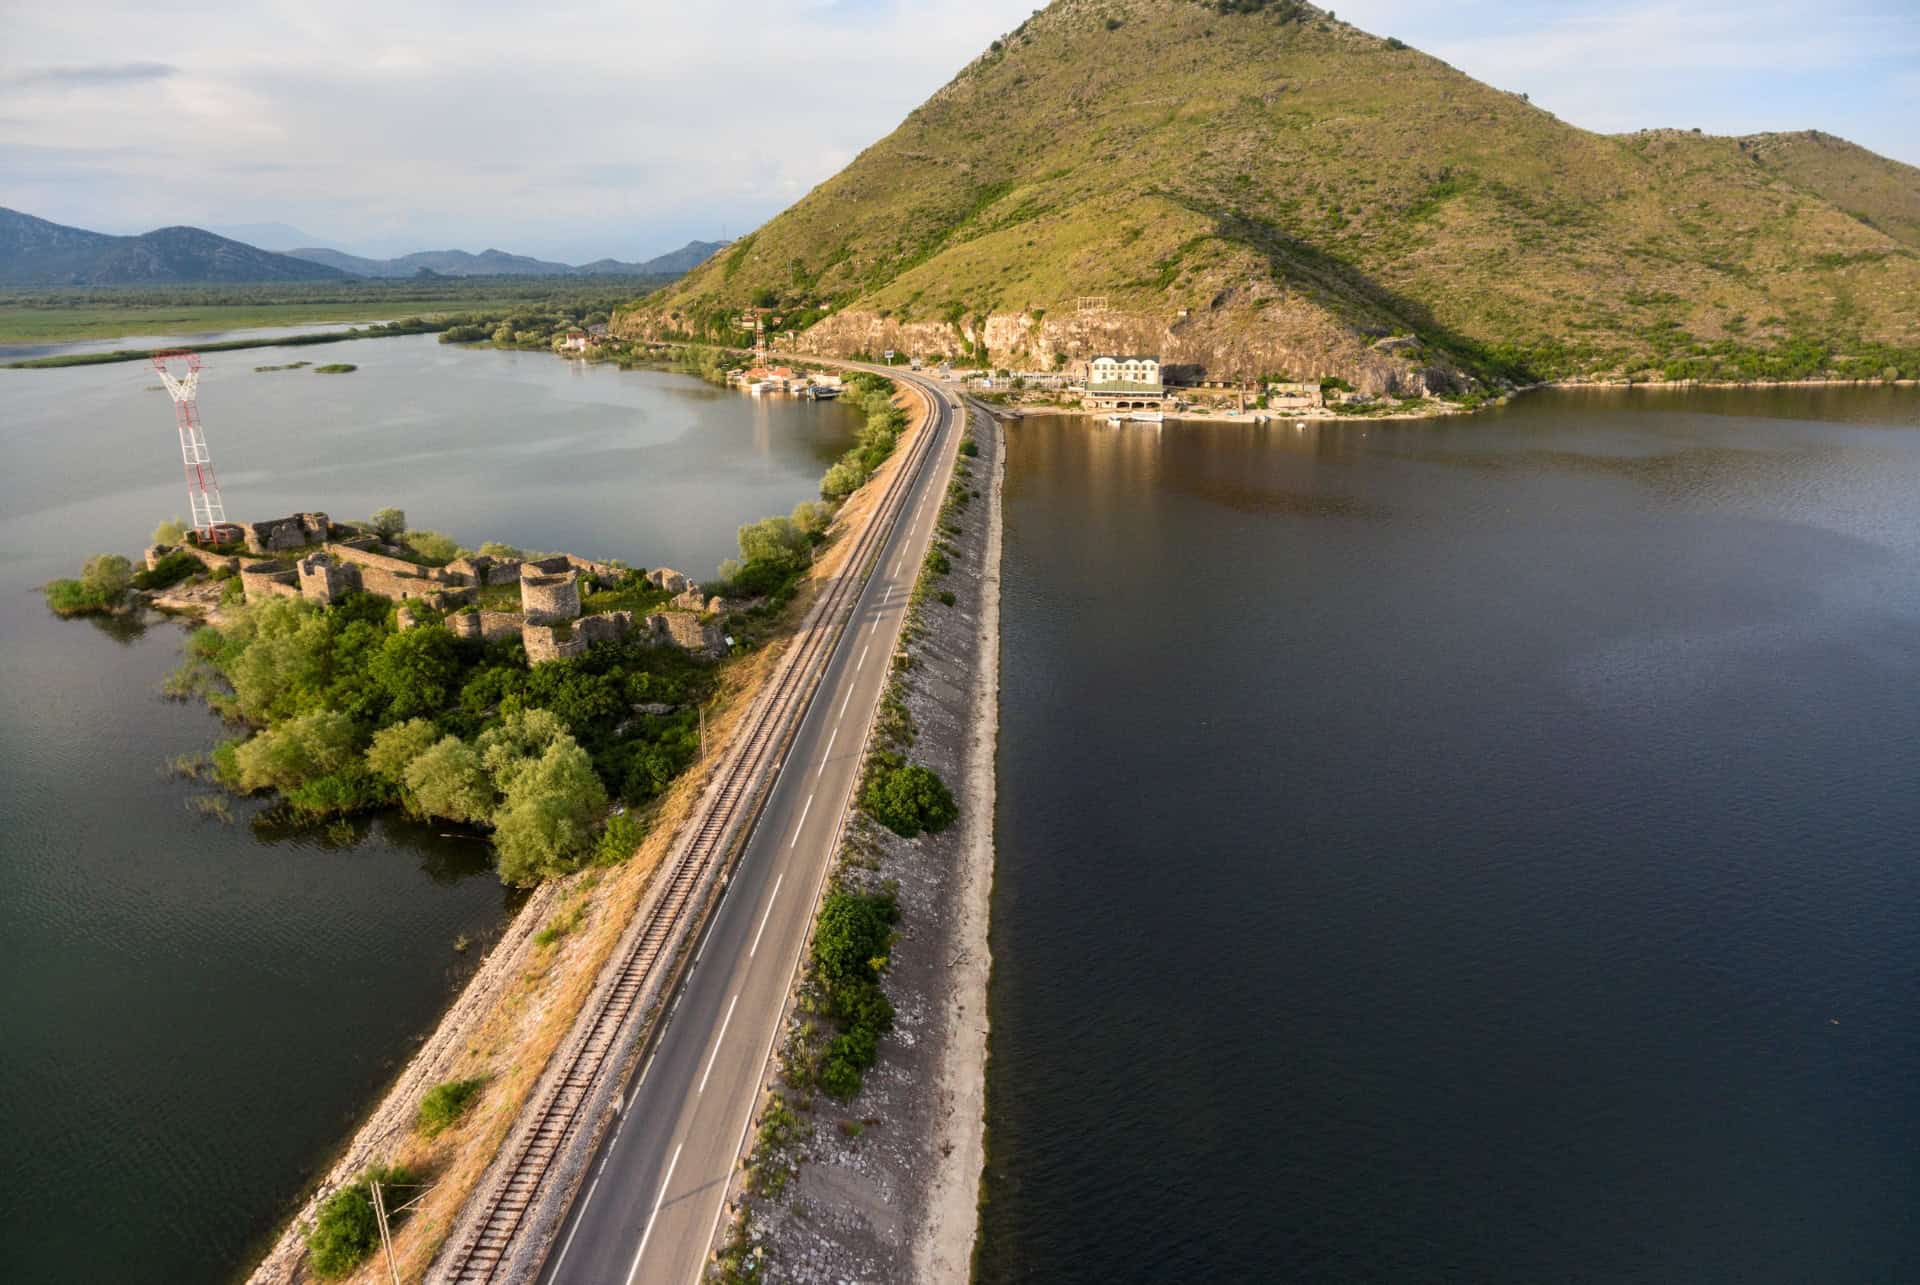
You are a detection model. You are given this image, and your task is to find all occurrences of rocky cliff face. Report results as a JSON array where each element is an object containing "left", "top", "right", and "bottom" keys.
[{"left": 617, "top": 294, "right": 1454, "bottom": 396}]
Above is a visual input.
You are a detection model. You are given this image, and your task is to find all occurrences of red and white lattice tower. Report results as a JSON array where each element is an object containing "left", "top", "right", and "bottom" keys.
[{"left": 152, "top": 350, "right": 228, "bottom": 541}]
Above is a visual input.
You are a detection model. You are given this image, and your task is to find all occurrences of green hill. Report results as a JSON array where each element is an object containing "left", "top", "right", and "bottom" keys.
[
  {"left": 1739, "top": 131, "right": 1920, "bottom": 252},
  {"left": 620, "top": 0, "right": 1920, "bottom": 393}
]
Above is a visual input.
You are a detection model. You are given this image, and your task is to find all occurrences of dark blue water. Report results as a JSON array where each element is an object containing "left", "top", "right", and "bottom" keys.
[{"left": 983, "top": 387, "right": 1920, "bottom": 1282}]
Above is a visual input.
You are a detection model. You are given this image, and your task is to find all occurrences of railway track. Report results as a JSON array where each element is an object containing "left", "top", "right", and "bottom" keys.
[{"left": 437, "top": 373, "right": 950, "bottom": 1284}]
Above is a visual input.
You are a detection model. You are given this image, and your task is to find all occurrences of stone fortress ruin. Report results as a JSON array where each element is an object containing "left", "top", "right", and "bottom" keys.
[{"left": 148, "top": 511, "right": 727, "bottom": 663}]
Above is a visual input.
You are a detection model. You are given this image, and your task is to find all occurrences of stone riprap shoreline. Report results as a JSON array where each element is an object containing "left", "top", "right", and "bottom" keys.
[{"left": 718, "top": 402, "right": 1003, "bottom": 1281}]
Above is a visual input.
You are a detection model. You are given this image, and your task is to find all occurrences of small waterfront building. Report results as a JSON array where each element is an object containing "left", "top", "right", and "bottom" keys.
[
  {"left": 1089, "top": 355, "right": 1162, "bottom": 389},
  {"left": 1266, "top": 380, "right": 1325, "bottom": 409},
  {"left": 1085, "top": 354, "right": 1173, "bottom": 413},
  {"left": 561, "top": 329, "right": 590, "bottom": 353}
]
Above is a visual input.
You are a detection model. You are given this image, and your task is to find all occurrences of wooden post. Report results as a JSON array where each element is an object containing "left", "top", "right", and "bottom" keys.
[{"left": 371, "top": 1179, "right": 400, "bottom": 1285}]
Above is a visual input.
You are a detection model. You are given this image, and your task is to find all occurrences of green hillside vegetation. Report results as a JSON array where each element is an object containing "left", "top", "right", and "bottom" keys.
[
  {"left": 1740, "top": 131, "right": 1920, "bottom": 251},
  {"left": 622, "top": 0, "right": 1920, "bottom": 390}
]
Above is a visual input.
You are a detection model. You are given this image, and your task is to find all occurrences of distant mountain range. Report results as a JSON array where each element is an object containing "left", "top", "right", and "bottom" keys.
[
  {"left": 0, "top": 207, "right": 349, "bottom": 285},
  {"left": 0, "top": 206, "right": 727, "bottom": 286},
  {"left": 283, "top": 241, "right": 728, "bottom": 279}
]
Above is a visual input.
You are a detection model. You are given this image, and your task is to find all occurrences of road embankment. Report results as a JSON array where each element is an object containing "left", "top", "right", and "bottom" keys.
[
  {"left": 243, "top": 376, "right": 937, "bottom": 1285},
  {"left": 715, "top": 402, "right": 1004, "bottom": 1281}
]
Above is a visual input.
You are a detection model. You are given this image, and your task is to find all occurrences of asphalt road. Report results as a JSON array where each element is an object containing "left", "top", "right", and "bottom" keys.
[{"left": 541, "top": 372, "right": 965, "bottom": 1285}]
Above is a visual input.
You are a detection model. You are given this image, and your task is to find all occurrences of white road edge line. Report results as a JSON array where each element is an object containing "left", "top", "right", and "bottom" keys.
[
  {"left": 623, "top": 1142, "right": 682, "bottom": 1285},
  {"left": 749, "top": 873, "right": 784, "bottom": 958},
  {"left": 548, "top": 1172, "right": 601, "bottom": 1280},
  {"left": 788, "top": 792, "right": 814, "bottom": 848},
  {"left": 698, "top": 995, "right": 740, "bottom": 1096}
]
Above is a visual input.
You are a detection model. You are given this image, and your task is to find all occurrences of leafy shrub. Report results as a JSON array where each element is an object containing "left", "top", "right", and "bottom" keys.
[
  {"left": 305, "top": 1164, "right": 417, "bottom": 1279},
  {"left": 595, "top": 809, "right": 645, "bottom": 864},
  {"left": 811, "top": 887, "right": 897, "bottom": 992},
  {"left": 417, "top": 1078, "right": 486, "bottom": 1136},
  {"left": 284, "top": 764, "right": 388, "bottom": 818},
  {"left": 231, "top": 710, "right": 361, "bottom": 794},
  {"left": 861, "top": 752, "right": 958, "bottom": 837},
  {"left": 43, "top": 578, "right": 116, "bottom": 616},
  {"left": 401, "top": 529, "right": 461, "bottom": 565},
  {"left": 133, "top": 550, "right": 201, "bottom": 591},
  {"left": 83, "top": 554, "right": 134, "bottom": 599},
  {"left": 491, "top": 735, "right": 608, "bottom": 885}
]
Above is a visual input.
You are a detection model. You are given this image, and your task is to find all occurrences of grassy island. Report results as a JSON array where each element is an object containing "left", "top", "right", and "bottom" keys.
[{"left": 49, "top": 370, "right": 926, "bottom": 896}]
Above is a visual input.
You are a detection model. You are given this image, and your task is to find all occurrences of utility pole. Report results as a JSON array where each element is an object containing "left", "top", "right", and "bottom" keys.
[
  {"left": 700, "top": 703, "right": 708, "bottom": 765},
  {"left": 371, "top": 1179, "right": 400, "bottom": 1285}
]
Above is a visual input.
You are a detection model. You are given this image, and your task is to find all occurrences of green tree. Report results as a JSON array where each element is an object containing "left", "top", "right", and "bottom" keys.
[
  {"left": 231, "top": 710, "right": 360, "bottom": 793},
  {"left": 367, "top": 508, "right": 406, "bottom": 541},
  {"left": 860, "top": 752, "right": 958, "bottom": 837},
  {"left": 477, "top": 706, "right": 571, "bottom": 792},
  {"left": 403, "top": 529, "right": 461, "bottom": 564},
  {"left": 80, "top": 554, "right": 134, "bottom": 602},
  {"left": 305, "top": 1164, "right": 417, "bottom": 1279},
  {"left": 365, "top": 718, "right": 439, "bottom": 785},
  {"left": 492, "top": 736, "right": 608, "bottom": 885},
  {"left": 368, "top": 626, "right": 460, "bottom": 722},
  {"left": 790, "top": 499, "right": 834, "bottom": 538},
  {"left": 811, "top": 887, "right": 897, "bottom": 991},
  {"left": 153, "top": 517, "right": 187, "bottom": 544},
  {"left": 223, "top": 598, "right": 336, "bottom": 722},
  {"left": 404, "top": 736, "right": 494, "bottom": 824},
  {"left": 820, "top": 458, "right": 867, "bottom": 502}
]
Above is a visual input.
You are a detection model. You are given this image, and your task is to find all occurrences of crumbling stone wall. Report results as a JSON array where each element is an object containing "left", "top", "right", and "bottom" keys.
[
  {"left": 647, "top": 567, "right": 691, "bottom": 593},
  {"left": 651, "top": 611, "right": 724, "bottom": 657},
  {"left": 448, "top": 611, "right": 526, "bottom": 645},
  {"left": 145, "top": 542, "right": 241, "bottom": 575},
  {"left": 246, "top": 512, "right": 331, "bottom": 555},
  {"left": 325, "top": 542, "right": 461, "bottom": 584},
  {"left": 355, "top": 564, "right": 438, "bottom": 602},
  {"left": 240, "top": 560, "right": 301, "bottom": 601},
  {"left": 575, "top": 612, "right": 633, "bottom": 647},
  {"left": 521, "top": 571, "right": 582, "bottom": 625},
  {"left": 423, "top": 589, "right": 475, "bottom": 612},
  {"left": 522, "top": 625, "right": 588, "bottom": 665},
  {"left": 297, "top": 555, "right": 355, "bottom": 606}
]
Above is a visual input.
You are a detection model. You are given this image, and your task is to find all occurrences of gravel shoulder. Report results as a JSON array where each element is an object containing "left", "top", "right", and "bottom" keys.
[{"left": 731, "top": 405, "right": 1003, "bottom": 1283}]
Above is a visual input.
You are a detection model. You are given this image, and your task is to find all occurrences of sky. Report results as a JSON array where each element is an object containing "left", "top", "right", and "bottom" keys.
[{"left": 2, "top": 0, "right": 1914, "bottom": 264}]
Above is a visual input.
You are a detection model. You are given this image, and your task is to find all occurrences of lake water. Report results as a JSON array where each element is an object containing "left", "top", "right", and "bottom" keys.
[
  {"left": 0, "top": 335, "right": 857, "bottom": 1282},
  {"left": 983, "top": 387, "right": 1920, "bottom": 1282}
]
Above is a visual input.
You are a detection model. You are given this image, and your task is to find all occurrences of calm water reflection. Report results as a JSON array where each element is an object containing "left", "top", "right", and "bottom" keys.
[
  {"left": 984, "top": 386, "right": 1920, "bottom": 1282},
  {"left": 0, "top": 336, "right": 856, "bottom": 1281}
]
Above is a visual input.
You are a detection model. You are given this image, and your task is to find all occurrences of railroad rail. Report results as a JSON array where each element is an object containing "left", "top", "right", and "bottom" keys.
[{"left": 436, "top": 372, "right": 950, "bottom": 1284}]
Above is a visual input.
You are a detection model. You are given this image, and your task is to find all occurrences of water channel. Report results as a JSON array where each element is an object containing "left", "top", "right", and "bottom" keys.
[
  {"left": 983, "top": 387, "right": 1920, "bottom": 1282},
  {"left": 0, "top": 334, "right": 858, "bottom": 1281}
]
